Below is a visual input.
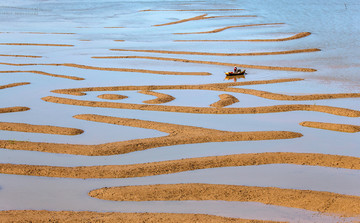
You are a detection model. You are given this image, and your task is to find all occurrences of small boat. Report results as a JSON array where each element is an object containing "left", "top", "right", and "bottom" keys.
[{"left": 225, "top": 69, "right": 246, "bottom": 76}]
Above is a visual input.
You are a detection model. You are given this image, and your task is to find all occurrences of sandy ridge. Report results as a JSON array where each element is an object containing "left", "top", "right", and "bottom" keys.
[
  {"left": 0, "top": 54, "right": 41, "bottom": 58},
  {"left": 50, "top": 78, "right": 360, "bottom": 101},
  {"left": 89, "top": 183, "right": 360, "bottom": 217},
  {"left": 0, "top": 43, "right": 74, "bottom": 47},
  {"left": 174, "top": 23, "right": 284, "bottom": 35},
  {"left": 300, "top": 121, "right": 360, "bottom": 133},
  {"left": 0, "top": 82, "right": 30, "bottom": 90},
  {"left": 93, "top": 55, "right": 316, "bottom": 72},
  {"left": 1, "top": 152, "right": 360, "bottom": 178},
  {"left": 175, "top": 32, "right": 311, "bottom": 42},
  {"left": 0, "top": 70, "right": 84, "bottom": 80},
  {"left": 98, "top": 94, "right": 128, "bottom": 100},
  {"left": 50, "top": 78, "right": 304, "bottom": 95},
  {"left": 0, "top": 62, "right": 210, "bottom": 76},
  {"left": 0, "top": 122, "right": 84, "bottom": 135},
  {"left": 140, "top": 9, "right": 245, "bottom": 12},
  {"left": 210, "top": 94, "right": 239, "bottom": 108},
  {"left": 0, "top": 114, "right": 302, "bottom": 156},
  {"left": 0, "top": 210, "right": 281, "bottom": 223},
  {"left": 42, "top": 96, "right": 360, "bottom": 117},
  {"left": 0, "top": 107, "right": 30, "bottom": 114},
  {"left": 109, "top": 48, "right": 321, "bottom": 56},
  {"left": 138, "top": 90, "right": 175, "bottom": 104}
]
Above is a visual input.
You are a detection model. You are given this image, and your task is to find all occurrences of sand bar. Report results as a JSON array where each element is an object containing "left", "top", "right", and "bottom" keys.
[
  {"left": 109, "top": 48, "right": 321, "bottom": 56},
  {"left": 0, "top": 54, "right": 41, "bottom": 58},
  {"left": 138, "top": 90, "right": 175, "bottom": 104},
  {"left": 0, "top": 62, "right": 210, "bottom": 76},
  {"left": 0, "top": 210, "right": 280, "bottom": 223},
  {"left": 0, "top": 43, "right": 74, "bottom": 47},
  {"left": 89, "top": 183, "right": 360, "bottom": 217},
  {"left": 0, "top": 107, "right": 30, "bottom": 114},
  {"left": 300, "top": 121, "right": 360, "bottom": 133},
  {"left": 210, "top": 94, "right": 239, "bottom": 108},
  {"left": 174, "top": 23, "right": 284, "bottom": 35},
  {"left": 0, "top": 122, "right": 83, "bottom": 135},
  {"left": 0, "top": 82, "right": 30, "bottom": 90},
  {"left": 140, "top": 9, "right": 244, "bottom": 12},
  {"left": 93, "top": 55, "right": 316, "bottom": 72},
  {"left": 1, "top": 152, "right": 359, "bottom": 178},
  {"left": 175, "top": 32, "right": 311, "bottom": 42},
  {"left": 98, "top": 94, "right": 128, "bottom": 100},
  {"left": 0, "top": 70, "right": 84, "bottom": 80},
  {"left": 0, "top": 114, "right": 302, "bottom": 155}
]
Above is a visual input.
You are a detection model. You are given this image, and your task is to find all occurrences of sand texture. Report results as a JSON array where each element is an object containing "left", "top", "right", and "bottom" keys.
[
  {"left": 0, "top": 114, "right": 302, "bottom": 155},
  {"left": 0, "top": 106, "right": 30, "bottom": 114},
  {"left": 98, "top": 94, "right": 128, "bottom": 100},
  {"left": 89, "top": 183, "right": 360, "bottom": 217},
  {"left": 1, "top": 152, "right": 359, "bottom": 178},
  {"left": 0, "top": 54, "right": 41, "bottom": 58},
  {"left": 300, "top": 121, "right": 360, "bottom": 133},
  {"left": 109, "top": 48, "right": 321, "bottom": 56},
  {"left": 175, "top": 32, "right": 311, "bottom": 42},
  {"left": 138, "top": 90, "right": 175, "bottom": 104},
  {"left": 0, "top": 62, "right": 211, "bottom": 76},
  {"left": 0, "top": 82, "right": 30, "bottom": 90},
  {"left": 0, "top": 43, "right": 74, "bottom": 47},
  {"left": 0, "top": 210, "right": 282, "bottom": 223},
  {"left": 0, "top": 70, "right": 84, "bottom": 80},
  {"left": 210, "top": 94, "right": 239, "bottom": 108},
  {"left": 0, "top": 122, "right": 83, "bottom": 135}
]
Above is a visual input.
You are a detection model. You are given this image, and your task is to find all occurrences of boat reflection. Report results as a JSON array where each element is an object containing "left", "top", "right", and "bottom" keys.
[{"left": 225, "top": 74, "right": 245, "bottom": 82}]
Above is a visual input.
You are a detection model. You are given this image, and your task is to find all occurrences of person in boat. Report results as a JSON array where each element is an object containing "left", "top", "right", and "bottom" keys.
[{"left": 234, "top": 66, "right": 238, "bottom": 73}]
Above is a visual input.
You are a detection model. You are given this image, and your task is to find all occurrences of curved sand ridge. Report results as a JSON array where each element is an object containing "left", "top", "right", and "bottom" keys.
[
  {"left": 109, "top": 48, "right": 321, "bottom": 56},
  {"left": 42, "top": 96, "right": 360, "bottom": 117},
  {"left": 174, "top": 23, "right": 284, "bottom": 35},
  {"left": 0, "top": 122, "right": 83, "bottom": 135},
  {"left": 0, "top": 43, "right": 74, "bottom": 47},
  {"left": 175, "top": 32, "right": 311, "bottom": 42},
  {"left": 153, "top": 14, "right": 257, "bottom": 27},
  {"left": 0, "top": 54, "right": 41, "bottom": 58},
  {"left": 300, "top": 121, "right": 360, "bottom": 133},
  {"left": 0, "top": 62, "right": 210, "bottom": 76},
  {"left": 0, "top": 106, "right": 30, "bottom": 114},
  {"left": 0, "top": 70, "right": 84, "bottom": 80},
  {"left": 0, "top": 211, "right": 280, "bottom": 223},
  {"left": 93, "top": 55, "right": 316, "bottom": 72},
  {"left": 0, "top": 82, "right": 30, "bottom": 90},
  {"left": 2, "top": 152, "right": 360, "bottom": 178},
  {"left": 210, "top": 94, "right": 239, "bottom": 108},
  {"left": 0, "top": 114, "right": 302, "bottom": 156},
  {"left": 89, "top": 183, "right": 360, "bottom": 218},
  {"left": 140, "top": 9, "right": 245, "bottom": 12},
  {"left": 138, "top": 90, "right": 175, "bottom": 104},
  {"left": 98, "top": 94, "right": 128, "bottom": 100}
]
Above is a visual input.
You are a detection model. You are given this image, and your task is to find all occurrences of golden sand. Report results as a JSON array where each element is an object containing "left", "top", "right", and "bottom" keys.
[
  {"left": 89, "top": 183, "right": 360, "bottom": 217},
  {"left": 0, "top": 43, "right": 74, "bottom": 47},
  {"left": 300, "top": 121, "right": 360, "bottom": 133},
  {"left": 0, "top": 70, "right": 84, "bottom": 80},
  {"left": 153, "top": 14, "right": 208, "bottom": 26},
  {"left": 92, "top": 55, "right": 316, "bottom": 72},
  {"left": 0, "top": 210, "right": 282, "bottom": 223},
  {"left": 0, "top": 107, "right": 30, "bottom": 114},
  {"left": 210, "top": 94, "right": 239, "bottom": 108},
  {"left": 138, "top": 90, "right": 175, "bottom": 104},
  {"left": 175, "top": 32, "right": 311, "bottom": 42},
  {"left": 174, "top": 23, "right": 284, "bottom": 35},
  {"left": 0, "top": 54, "right": 41, "bottom": 58},
  {"left": 0, "top": 62, "right": 210, "bottom": 76},
  {"left": 0, "top": 122, "right": 83, "bottom": 135},
  {"left": 1, "top": 152, "right": 359, "bottom": 178},
  {"left": 0, "top": 82, "right": 30, "bottom": 90},
  {"left": 0, "top": 114, "right": 302, "bottom": 155},
  {"left": 98, "top": 94, "right": 128, "bottom": 100},
  {"left": 109, "top": 48, "right": 321, "bottom": 56}
]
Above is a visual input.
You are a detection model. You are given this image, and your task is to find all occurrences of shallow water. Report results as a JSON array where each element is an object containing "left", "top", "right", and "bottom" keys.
[{"left": 0, "top": 0, "right": 359, "bottom": 222}]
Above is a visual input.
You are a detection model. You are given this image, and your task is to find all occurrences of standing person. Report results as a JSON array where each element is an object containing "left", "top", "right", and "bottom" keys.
[{"left": 234, "top": 66, "right": 237, "bottom": 73}]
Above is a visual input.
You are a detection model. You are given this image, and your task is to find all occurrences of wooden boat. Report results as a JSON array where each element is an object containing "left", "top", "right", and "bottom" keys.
[{"left": 225, "top": 69, "right": 246, "bottom": 76}]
